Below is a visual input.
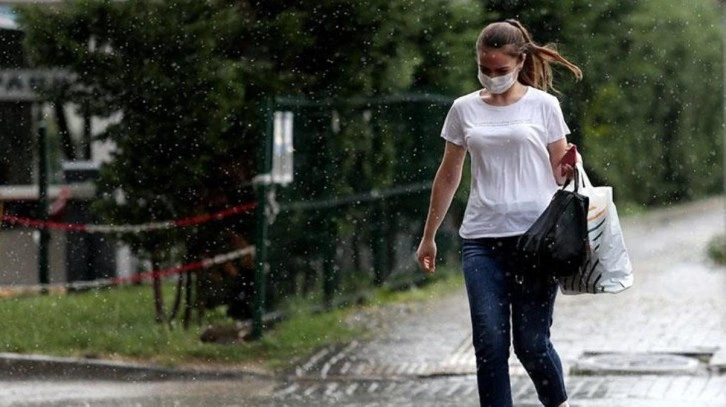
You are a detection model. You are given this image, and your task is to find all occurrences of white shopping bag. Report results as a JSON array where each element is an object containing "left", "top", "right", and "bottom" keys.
[{"left": 559, "top": 163, "right": 633, "bottom": 294}]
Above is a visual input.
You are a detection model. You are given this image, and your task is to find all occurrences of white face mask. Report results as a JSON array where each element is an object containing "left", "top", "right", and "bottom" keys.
[{"left": 477, "top": 70, "right": 518, "bottom": 94}]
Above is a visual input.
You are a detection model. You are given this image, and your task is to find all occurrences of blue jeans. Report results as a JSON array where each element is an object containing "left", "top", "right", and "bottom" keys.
[{"left": 461, "top": 237, "right": 567, "bottom": 407}]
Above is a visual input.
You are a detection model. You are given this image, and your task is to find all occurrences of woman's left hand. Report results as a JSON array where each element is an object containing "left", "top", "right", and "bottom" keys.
[
  {"left": 548, "top": 140, "right": 582, "bottom": 185},
  {"left": 560, "top": 143, "right": 581, "bottom": 180}
]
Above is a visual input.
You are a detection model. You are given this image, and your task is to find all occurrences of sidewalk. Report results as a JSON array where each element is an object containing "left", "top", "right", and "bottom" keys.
[
  {"left": 280, "top": 196, "right": 726, "bottom": 406},
  {"left": 0, "top": 197, "right": 723, "bottom": 406}
]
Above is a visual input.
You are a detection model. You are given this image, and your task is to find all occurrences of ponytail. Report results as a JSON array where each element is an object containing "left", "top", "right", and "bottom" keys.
[{"left": 477, "top": 19, "right": 582, "bottom": 93}]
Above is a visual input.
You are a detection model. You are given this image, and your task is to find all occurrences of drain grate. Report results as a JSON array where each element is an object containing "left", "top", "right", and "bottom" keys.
[{"left": 572, "top": 352, "right": 704, "bottom": 375}]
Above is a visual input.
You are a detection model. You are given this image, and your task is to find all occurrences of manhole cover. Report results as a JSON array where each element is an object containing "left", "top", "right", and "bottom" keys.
[{"left": 573, "top": 353, "right": 700, "bottom": 375}]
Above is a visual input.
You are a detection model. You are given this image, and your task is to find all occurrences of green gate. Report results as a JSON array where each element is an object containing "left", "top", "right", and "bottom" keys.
[{"left": 252, "top": 93, "right": 463, "bottom": 337}]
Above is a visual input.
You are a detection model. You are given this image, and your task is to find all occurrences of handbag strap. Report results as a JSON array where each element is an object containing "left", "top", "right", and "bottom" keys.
[{"left": 561, "top": 167, "right": 580, "bottom": 192}]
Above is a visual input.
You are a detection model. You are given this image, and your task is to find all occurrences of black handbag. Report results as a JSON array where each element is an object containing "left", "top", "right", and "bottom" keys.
[{"left": 517, "top": 169, "right": 590, "bottom": 278}]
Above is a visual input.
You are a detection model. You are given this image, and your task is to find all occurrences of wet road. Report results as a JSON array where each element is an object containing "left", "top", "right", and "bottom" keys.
[
  {"left": 2, "top": 374, "right": 725, "bottom": 406},
  {"left": 0, "top": 379, "right": 275, "bottom": 406},
  {"left": 1, "top": 197, "right": 724, "bottom": 406}
]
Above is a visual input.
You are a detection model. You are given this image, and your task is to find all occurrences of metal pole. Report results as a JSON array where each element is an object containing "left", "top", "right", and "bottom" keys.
[
  {"left": 83, "top": 103, "right": 92, "bottom": 160},
  {"left": 322, "top": 114, "right": 338, "bottom": 310},
  {"left": 251, "top": 98, "right": 274, "bottom": 340},
  {"left": 322, "top": 216, "right": 336, "bottom": 310},
  {"left": 37, "top": 119, "right": 50, "bottom": 292}
]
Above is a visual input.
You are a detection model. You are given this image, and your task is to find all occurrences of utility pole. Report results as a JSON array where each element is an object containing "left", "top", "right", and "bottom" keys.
[{"left": 37, "top": 118, "right": 50, "bottom": 292}]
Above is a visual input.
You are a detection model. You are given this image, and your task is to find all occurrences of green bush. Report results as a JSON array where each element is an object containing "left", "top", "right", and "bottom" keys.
[{"left": 708, "top": 234, "right": 726, "bottom": 266}]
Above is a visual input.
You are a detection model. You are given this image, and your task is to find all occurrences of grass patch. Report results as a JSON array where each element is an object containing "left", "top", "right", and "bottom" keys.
[
  {"left": 0, "top": 269, "right": 462, "bottom": 372},
  {"left": 617, "top": 201, "right": 649, "bottom": 218},
  {"left": 707, "top": 233, "right": 726, "bottom": 265}
]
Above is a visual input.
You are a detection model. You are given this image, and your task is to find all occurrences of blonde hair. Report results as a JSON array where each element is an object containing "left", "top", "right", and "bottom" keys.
[{"left": 476, "top": 19, "right": 582, "bottom": 93}]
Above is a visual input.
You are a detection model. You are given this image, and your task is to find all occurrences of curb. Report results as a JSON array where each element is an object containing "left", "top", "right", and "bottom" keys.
[{"left": 0, "top": 353, "right": 273, "bottom": 382}]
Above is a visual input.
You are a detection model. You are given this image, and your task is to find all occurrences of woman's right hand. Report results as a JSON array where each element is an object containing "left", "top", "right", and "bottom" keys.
[
  {"left": 416, "top": 238, "right": 437, "bottom": 274},
  {"left": 415, "top": 141, "right": 465, "bottom": 275}
]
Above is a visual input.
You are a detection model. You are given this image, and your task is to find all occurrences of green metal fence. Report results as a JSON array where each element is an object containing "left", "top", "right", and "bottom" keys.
[{"left": 253, "top": 94, "right": 461, "bottom": 334}]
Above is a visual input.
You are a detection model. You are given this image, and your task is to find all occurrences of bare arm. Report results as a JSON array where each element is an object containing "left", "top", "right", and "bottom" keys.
[{"left": 416, "top": 141, "right": 467, "bottom": 273}]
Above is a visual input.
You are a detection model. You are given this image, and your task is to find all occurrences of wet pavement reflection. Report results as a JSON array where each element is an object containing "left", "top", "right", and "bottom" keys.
[{"left": 2, "top": 198, "right": 725, "bottom": 406}]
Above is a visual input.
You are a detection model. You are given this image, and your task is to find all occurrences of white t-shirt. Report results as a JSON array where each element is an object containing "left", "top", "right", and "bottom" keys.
[{"left": 440, "top": 86, "right": 569, "bottom": 239}]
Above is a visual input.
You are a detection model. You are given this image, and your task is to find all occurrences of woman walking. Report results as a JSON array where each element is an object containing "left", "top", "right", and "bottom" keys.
[{"left": 416, "top": 19, "right": 582, "bottom": 407}]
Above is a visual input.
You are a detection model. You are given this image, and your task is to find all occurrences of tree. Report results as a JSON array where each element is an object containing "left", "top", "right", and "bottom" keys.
[
  {"left": 18, "top": 0, "right": 488, "bottom": 324},
  {"left": 579, "top": 0, "right": 723, "bottom": 205},
  {"left": 480, "top": 0, "right": 724, "bottom": 206},
  {"left": 19, "top": 0, "right": 251, "bottom": 325}
]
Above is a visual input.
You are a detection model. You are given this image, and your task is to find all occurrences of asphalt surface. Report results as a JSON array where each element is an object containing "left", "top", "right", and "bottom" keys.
[{"left": 0, "top": 196, "right": 724, "bottom": 406}]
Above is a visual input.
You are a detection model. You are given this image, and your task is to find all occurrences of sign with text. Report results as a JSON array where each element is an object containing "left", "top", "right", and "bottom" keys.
[
  {"left": 272, "top": 111, "right": 294, "bottom": 186},
  {"left": 0, "top": 69, "right": 72, "bottom": 101}
]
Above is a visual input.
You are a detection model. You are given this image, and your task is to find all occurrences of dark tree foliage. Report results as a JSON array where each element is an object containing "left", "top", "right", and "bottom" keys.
[
  {"left": 19, "top": 0, "right": 256, "bottom": 324},
  {"left": 17, "top": 0, "right": 485, "bottom": 322},
  {"left": 482, "top": 0, "right": 724, "bottom": 206},
  {"left": 16, "top": 0, "right": 723, "bottom": 326}
]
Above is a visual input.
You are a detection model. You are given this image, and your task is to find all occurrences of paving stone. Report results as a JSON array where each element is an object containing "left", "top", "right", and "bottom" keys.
[
  {"left": 273, "top": 375, "right": 726, "bottom": 406},
  {"left": 282, "top": 197, "right": 726, "bottom": 405}
]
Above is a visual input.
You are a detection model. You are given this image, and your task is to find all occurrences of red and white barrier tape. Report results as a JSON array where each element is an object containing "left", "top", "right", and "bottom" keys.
[
  {"left": 104, "top": 245, "right": 255, "bottom": 286},
  {"left": 1, "top": 202, "right": 256, "bottom": 234},
  {"left": 0, "top": 246, "right": 255, "bottom": 296}
]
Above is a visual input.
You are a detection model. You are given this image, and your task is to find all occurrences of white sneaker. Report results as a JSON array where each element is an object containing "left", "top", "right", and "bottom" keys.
[{"left": 557, "top": 402, "right": 570, "bottom": 407}]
